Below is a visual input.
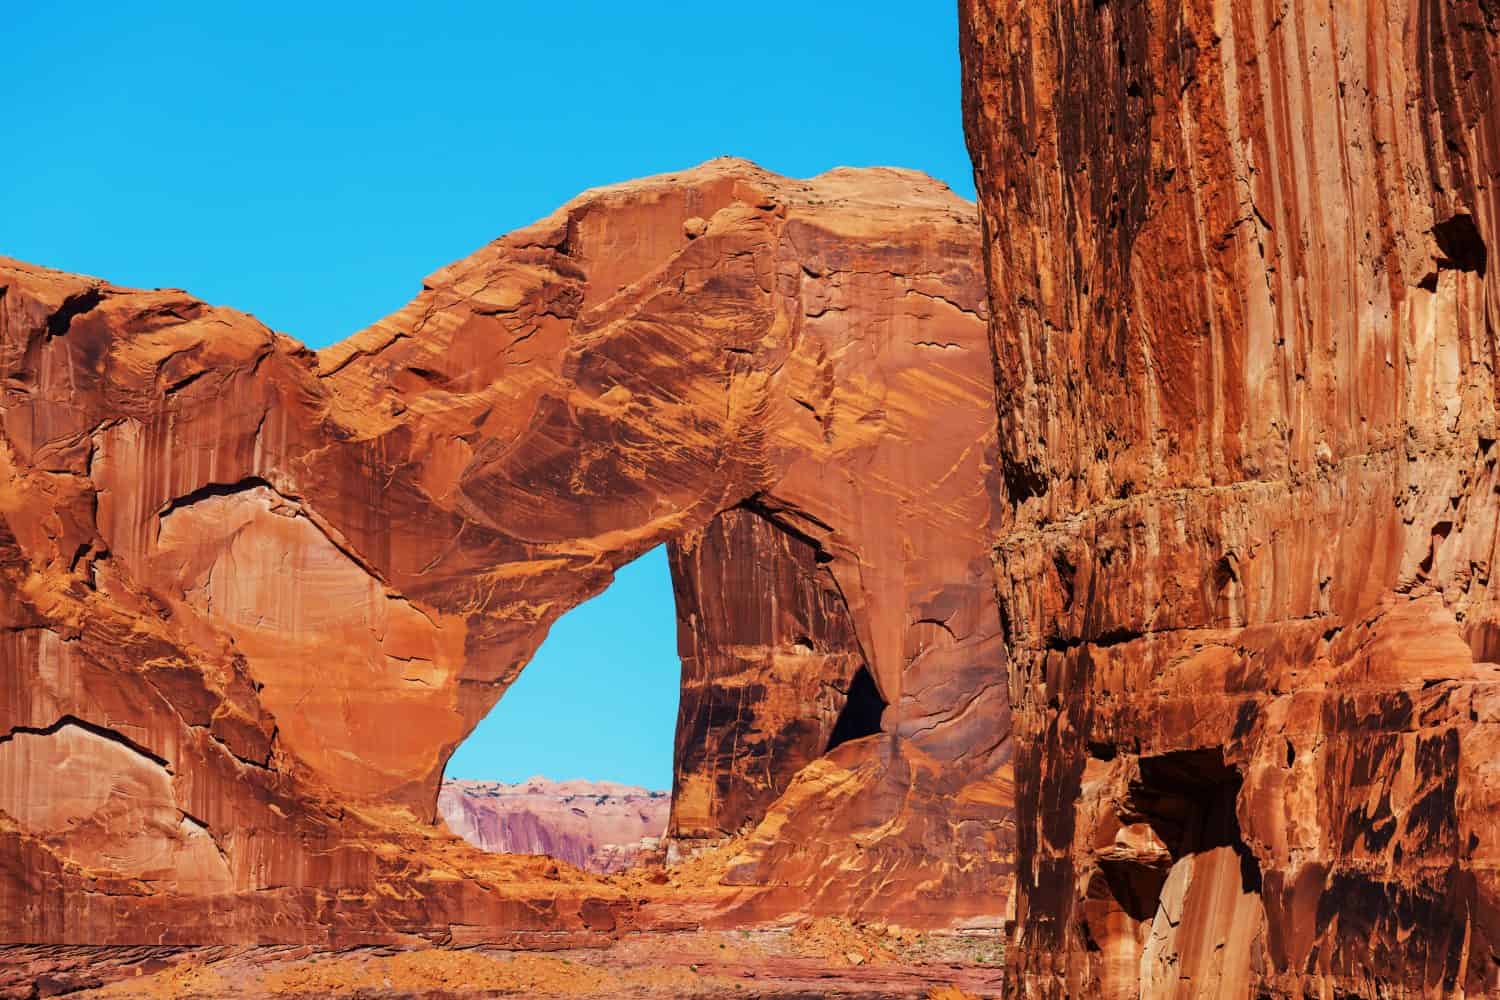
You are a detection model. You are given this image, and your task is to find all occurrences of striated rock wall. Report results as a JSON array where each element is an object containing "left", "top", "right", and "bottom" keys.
[
  {"left": 961, "top": 0, "right": 1497, "bottom": 996},
  {"left": 437, "top": 779, "right": 668, "bottom": 874},
  {"left": 0, "top": 158, "right": 1011, "bottom": 941}
]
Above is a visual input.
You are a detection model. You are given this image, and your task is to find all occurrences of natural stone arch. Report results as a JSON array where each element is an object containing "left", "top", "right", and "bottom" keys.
[
  {"left": 294, "top": 160, "right": 1007, "bottom": 820},
  {"left": 0, "top": 159, "right": 1012, "bottom": 938}
]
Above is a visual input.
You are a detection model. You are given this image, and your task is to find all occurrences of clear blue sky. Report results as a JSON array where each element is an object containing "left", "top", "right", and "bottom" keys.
[
  {"left": 445, "top": 546, "right": 682, "bottom": 788},
  {"left": 4, "top": 3, "right": 974, "bottom": 790}
]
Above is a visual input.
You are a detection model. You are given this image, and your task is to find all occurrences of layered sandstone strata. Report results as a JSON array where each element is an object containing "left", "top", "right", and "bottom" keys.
[
  {"left": 0, "top": 158, "right": 1010, "bottom": 942},
  {"left": 437, "top": 779, "right": 668, "bottom": 874},
  {"left": 961, "top": 0, "right": 1497, "bottom": 996}
]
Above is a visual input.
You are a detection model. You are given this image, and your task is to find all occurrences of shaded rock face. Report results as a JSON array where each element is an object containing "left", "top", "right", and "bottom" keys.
[
  {"left": 437, "top": 779, "right": 668, "bottom": 874},
  {"left": 961, "top": 1, "right": 1498, "bottom": 996},
  {"left": 0, "top": 158, "right": 1011, "bottom": 942},
  {"left": 668, "top": 504, "right": 872, "bottom": 839}
]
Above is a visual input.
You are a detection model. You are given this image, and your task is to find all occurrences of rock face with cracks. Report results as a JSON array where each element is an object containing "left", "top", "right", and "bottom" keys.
[
  {"left": 0, "top": 158, "right": 1011, "bottom": 943},
  {"left": 961, "top": 0, "right": 1498, "bottom": 996}
]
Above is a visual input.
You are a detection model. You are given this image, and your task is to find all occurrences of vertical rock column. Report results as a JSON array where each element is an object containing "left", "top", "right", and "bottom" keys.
[
  {"left": 962, "top": 0, "right": 1498, "bottom": 996},
  {"left": 666, "top": 503, "right": 873, "bottom": 840}
]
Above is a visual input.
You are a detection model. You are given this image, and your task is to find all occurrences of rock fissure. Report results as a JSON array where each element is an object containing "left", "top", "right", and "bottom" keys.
[{"left": 0, "top": 715, "right": 170, "bottom": 769}]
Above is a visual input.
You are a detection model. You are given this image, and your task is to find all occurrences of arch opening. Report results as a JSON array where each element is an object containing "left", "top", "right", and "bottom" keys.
[
  {"left": 439, "top": 546, "right": 679, "bottom": 874},
  {"left": 437, "top": 502, "right": 893, "bottom": 874}
]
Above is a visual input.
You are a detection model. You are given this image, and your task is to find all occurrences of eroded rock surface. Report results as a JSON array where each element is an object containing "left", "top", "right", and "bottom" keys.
[
  {"left": 0, "top": 158, "right": 1010, "bottom": 942},
  {"left": 961, "top": 1, "right": 1498, "bottom": 996}
]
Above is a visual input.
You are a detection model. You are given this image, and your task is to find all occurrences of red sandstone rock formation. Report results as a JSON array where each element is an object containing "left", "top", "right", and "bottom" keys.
[
  {"left": 0, "top": 159, "right": 1010, "bottom": 943},
  {"left": 961, "top": 1, "right": 1497, "bottom": 996},
  {"left": 437, "top": 779, "right": 668, "bottom": 874}
]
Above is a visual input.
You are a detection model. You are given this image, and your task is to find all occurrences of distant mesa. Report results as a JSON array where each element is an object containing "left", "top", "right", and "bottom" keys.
[{"left": 438, "top": 778, "right": 669, "bottom": 874}]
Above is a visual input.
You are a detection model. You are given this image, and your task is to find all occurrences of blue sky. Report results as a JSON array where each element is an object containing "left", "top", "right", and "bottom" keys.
[
  {"left": 445, "top": 546, "right": 682, "bottom": 788},
  {"left": 4, "top": 3, "right": 973, "bottom": 790}
]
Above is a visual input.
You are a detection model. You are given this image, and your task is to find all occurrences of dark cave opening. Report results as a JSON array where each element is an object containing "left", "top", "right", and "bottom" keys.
[
  {"left": 1088, "top": 747, "right": 1267, "bottom": 995},
  {"left": 1094, "top": 747, "right": 1265, "bottom": 940},
  {"left": 1098, "top": 748, "right": 1266, "bottom": 924},
  {"left": 1434, "top": 212, "right": 1488, "bottom": 276},
  {"left": 1128, "top": 748, "right": 1262, "bottom": 894},
  {"left": 826, "top": 665, "right": 887, "bottom": 751}
]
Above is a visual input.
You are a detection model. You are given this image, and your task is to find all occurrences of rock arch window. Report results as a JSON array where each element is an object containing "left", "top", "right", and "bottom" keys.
[
  {"left": 438, "top": 546, "right": 679, "bottom": 873},
  {"left": 438, "top": 502, "right": 894, "bottom": 871}
]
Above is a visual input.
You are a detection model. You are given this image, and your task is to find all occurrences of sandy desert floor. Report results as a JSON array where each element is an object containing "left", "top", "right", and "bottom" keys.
[{"left": 0, "top": 923, "right": 1005, "bottom": 999}]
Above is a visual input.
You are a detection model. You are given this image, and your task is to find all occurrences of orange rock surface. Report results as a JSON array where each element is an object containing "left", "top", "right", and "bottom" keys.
[
  {"left": 0, "top": 159, "right": 1011, "bottom": 943},
  {"left": 961, "top": 0, "right": 1498, "bottom": 996}
]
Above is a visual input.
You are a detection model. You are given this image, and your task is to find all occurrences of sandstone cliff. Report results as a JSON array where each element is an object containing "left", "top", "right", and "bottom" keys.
[
  {"left": 437, "top": 779, "right": 668, "bottom": 874},
  {"left": 961, "top": 0, "right": 1498, "bottom": 996},
  {"left": 0, "top": 158, "right": 1010, "bottom": 942}
]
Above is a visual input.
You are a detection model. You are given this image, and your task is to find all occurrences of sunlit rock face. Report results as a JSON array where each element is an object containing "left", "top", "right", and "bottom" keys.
[
  {"left": 960, "top": 1, "right": 1498, "bottom": 996},
  {"left": 0, "top": 158, "right": 1010, "bottom": 942}
]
